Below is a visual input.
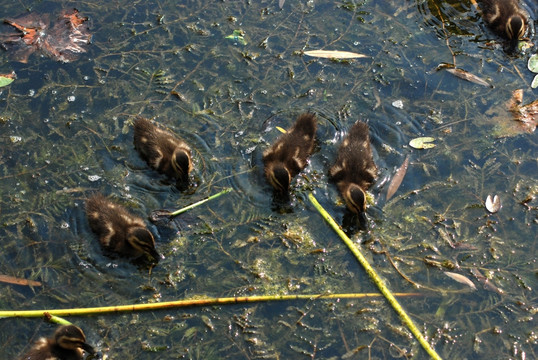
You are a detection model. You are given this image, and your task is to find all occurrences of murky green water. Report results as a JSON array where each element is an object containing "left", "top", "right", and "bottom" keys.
[{"left": 0, "top": 0, "right": 536, "bottom": 359}]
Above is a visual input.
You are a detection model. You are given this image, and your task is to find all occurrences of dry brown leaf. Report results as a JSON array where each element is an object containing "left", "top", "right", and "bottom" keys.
[
  {"left": 303, "top": 50, "right": 369, "bottom": 59},
  {"left": 445, "top": 68, "right": 491, "bottom": 87},
  {"left": 386, "top": 155, "right": 409, "bottom": 201},
  {"left": 444, "top": 271, "right": 476, "bottom": 290}
]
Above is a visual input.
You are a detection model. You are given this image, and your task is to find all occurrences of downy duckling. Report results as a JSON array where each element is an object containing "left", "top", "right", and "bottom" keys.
[
  {"left": 478, "top": 0, "right": 528, "bottom": 47},
  {"left": 86, "top": 193, "right": 159, "bottom": 261},
  {"left": 329, "top": 121, "right": 377, "bottom": 214},
  {"left": 133, "top": 117, "right": 193, "bottom": 185},
  {"left": 262, "top": 112, "right": 317, "bottom": 194},
  {"left": 19, "top": 325, "right": 95, "bottom": 360}
]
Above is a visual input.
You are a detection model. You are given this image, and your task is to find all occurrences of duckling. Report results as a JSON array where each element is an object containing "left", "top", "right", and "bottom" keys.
[
  {"left": 477, "top": 0, "right": 528, "bottom": 45},
  {"left": 19, "top": 325, "right": 95, "bottom": 360},
  {"left": 133, "top": 117, "right": 193, "bottom": 185},
  {"left": 329, "top": 121, "right": 377, "bottom": 214},
  {"left": 86, "top": 193, "right": 159, "bottom": 261},
  {"left": 262, "top": 112, "right": 317, "bottom": 194}
]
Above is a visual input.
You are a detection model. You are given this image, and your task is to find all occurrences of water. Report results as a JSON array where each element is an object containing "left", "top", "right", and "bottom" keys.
[{"left": 0, "top": 0, "right": 536, "bottom": 359}]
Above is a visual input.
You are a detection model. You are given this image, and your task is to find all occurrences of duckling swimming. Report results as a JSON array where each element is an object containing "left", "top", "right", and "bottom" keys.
[
  {"left": 19, "top": 325, "right": 95, "bottom": 360},
  {"left": 86, "top": 193, "right": 159, "bottom": 261},
  {"left": 478, "top": 0, "right": 528, "bottom": 47},
  {"left": 329, "top": 121, "right": 377, "bottom": 214},
  {"left": 133, "top": 117, "right": 193, "bottom": 186},
  {"left": 262, "top": 113, "right": 317, "bottom": 194}
]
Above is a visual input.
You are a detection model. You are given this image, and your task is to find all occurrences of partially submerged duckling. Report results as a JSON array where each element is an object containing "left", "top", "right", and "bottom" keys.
[
  {"left": 478, "top": 0, "right": 528, "bottom": 47},
  {"left": 86, "top": 193, "right": 159, "bottom": 261},
  {"left": 133, "top": 117, "right": 193, "bottom": 186},
  {"left": 329, "top": 121, "right": 377, "bottom": 214},
  {"left": 262, "top": 113, "right": 317, "bottom": 194},
  {"left": 19, "top": 325, "right": 95, "bottom": 360}
]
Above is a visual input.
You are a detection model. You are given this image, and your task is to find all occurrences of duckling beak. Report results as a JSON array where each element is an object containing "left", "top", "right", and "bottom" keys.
[
  {"left": 81, "top": 342, "right": 96, "bottom": 355},
  {"left": 148, "top": 247, "right": 161, "bottom": 262}
]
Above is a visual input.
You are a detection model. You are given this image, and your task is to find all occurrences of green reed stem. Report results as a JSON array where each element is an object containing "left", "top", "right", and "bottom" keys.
[
  {"left": 169, "top": 188, "right": 232, "bottom": 217},
  {"left": 308, "top": 192, "right": 443, "bottom": 360}
]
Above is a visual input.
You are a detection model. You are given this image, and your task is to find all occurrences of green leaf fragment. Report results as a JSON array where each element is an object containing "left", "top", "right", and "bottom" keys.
[
  {"left": 409, "top": 137, "right": 435, "bottom": 149},
  {"left": 225, "top": 30, "right": 247, "bottom": 45},
  {"left": 528, "top": 54, "right": 538, "bottom": 73},
  {"left": 0, "top": 74, "right": 15, "bottom": 88}
]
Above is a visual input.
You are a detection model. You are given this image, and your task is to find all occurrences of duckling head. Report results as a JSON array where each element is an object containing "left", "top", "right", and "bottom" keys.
[
  {"left": 171, "top": 148, "right": 191, "bottom": 181},
  {"left": 506, "top": 14, "right": 525, "bottom": 41},
  {"left": 266, "top": 163, "right": 291, "bottom": 193},
  {"left": 55, "top": 325, "right": 95, "bottom": 355},
  {"left": 343, "top": 183, "right": 367, "bottom": 214},
  {"left": 127, "top": 227, "right": 160, "bottom": 260}
]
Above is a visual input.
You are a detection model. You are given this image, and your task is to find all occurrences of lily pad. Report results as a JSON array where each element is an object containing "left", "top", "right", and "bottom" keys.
[
  {"left": 409, "top": 137, "right": 435, "bottom": 149},
  {"left": 528, "top": 54, "right": 538, "bottom": 73},
  {"left": 0, "top": 73, "right": 15, "bottom": 87},
  {"left": 532, "top": 75, "right": 538, "bottom": 89}
]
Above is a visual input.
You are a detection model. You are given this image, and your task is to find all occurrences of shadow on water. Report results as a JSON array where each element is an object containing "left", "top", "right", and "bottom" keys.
[{"left": 0, "top": 0, "right": 536, "bottom": 359}]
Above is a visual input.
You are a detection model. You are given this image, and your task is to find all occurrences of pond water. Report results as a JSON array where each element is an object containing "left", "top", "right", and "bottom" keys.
[{"left": 0, "top": 0, "right": 536, "bottom": 359}]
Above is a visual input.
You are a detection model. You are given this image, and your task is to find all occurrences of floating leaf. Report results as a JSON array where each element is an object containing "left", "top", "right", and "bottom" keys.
[
  {"left": 444, "top": 271, "right": 476, "bottom": 290},
  {"left": 528, "top": 54, "right": 538, "bottom": 73},
  {"left": 445, "top": 67, "right": 490, "bottom": 87},
  {"left": 386, "top": 155, "right": 409, "bottom": 201},
  {"left": 409, "top": 137, "right": 435, "bottom": 149},
  {"left": 303, "top": 50, "right": 368, "bottom": 59},
  {"left": 485, "top": 194, "right": 501, "bottom": 213},
  {"left": 0, "top": 72, "right": 15, "bottom": 87},
  {"left": 276, "top": 126, "right": 287, "bottom": 134},
  {"left": 225, "top": 30, "right": 247, "bottom": 45}
]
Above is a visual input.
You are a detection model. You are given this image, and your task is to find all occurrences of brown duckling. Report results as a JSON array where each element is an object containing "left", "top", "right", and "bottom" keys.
[
  {"left": 478, "top": 0, "right": 528, "bottom": 45},
  {"left": 262, "top": 112, "right": 317, "bottom": 194},
  {"left": 19, "top": 325, "right": 95, "bottom": 360},
  {"left": 86, "top": 193, "right": 159, "bottom": 261},
  {"left": 329, "top": 121, "right": 377, "bottom": 214},
  {"left": 133, "top": 117, "right": 193, "bottom": 185}
]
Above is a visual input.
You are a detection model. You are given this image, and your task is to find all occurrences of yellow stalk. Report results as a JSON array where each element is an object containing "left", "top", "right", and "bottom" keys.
[
  {"left": 308, "top": 192, "right": 442, "bottom": 360},
  {"left": 0, "top": 292, "right": 420, "bottom": 318}
]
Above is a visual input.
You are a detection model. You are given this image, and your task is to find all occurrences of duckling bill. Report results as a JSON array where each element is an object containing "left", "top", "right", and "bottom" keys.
[
  {"left": 477, "top": 0, "right": 528, "bottom": 48},
  {"left": 133, "top": 117, "right": 193, "bottom": 186},
  {"left": 86, "top": 193, "right": 159, "bottom": 261},
  {"left": 329, "top": 121, "right": 377, "bottom": 214},
  {"left": 19, "top": 325, "right": 95, "bottom": 360},
  {"left": 262, "top": 113, "right": 317, "bottom": 194}
]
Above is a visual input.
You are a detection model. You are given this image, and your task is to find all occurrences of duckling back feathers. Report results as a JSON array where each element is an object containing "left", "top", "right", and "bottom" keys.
[
  {"left": 86, "top": 194, "right": 158, "bottom": 260},
  {"left": 133, "top": 117, "right": 193, "bottom": 182},
  {"left": 330, "top": 121, "right": 377, "bottom": 190},
  {"left": 19, "top": 325, "right": 95, "bottom": 360},
  {"left": 330, "top": 121, "right": 377, "bottom": 213},
  {"left": 262, "top": 113, "right": 317, "bottom": 192},
  {"left": 478, "top": 0, "right": 528, "bottom": 41}
]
